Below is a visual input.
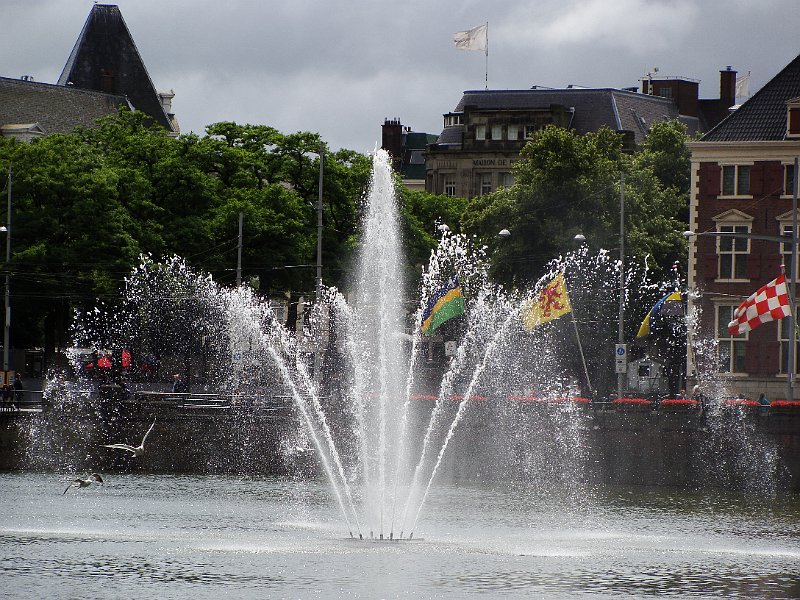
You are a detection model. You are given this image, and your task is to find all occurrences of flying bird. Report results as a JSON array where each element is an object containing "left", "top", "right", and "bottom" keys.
[
  {"left": 63, "top": 473, "right": 104, "bottom": 494},
  {"left": 103, "top": 418, "right": 156, "bottom": 457}
]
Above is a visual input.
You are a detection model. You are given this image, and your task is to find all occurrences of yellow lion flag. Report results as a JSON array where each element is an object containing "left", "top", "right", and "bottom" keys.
[{"left": 522, "top": 273, "right": 572, "bottom": 330}]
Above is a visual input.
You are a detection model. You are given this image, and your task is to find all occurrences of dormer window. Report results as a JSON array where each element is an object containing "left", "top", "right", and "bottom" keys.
[
  {"left": 443, "top": 113, "right": 463, "bottom": 127},
  {"left": 786, "top": 97, "right": 800, "bottom": 137}
]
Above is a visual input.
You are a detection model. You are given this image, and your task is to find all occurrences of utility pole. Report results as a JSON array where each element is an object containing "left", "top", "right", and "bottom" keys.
[
  {"left": 314, "top": 146, "right": 324, "bottom": 387},
  {"left": 617, "top": 173, "right": 625, "bottom": 399},
  {"left": 789, "top": 156, "right": 798, "bottom": 401},
  {"left": 236, "top": 211, "right": 243, "bottom": 286}
]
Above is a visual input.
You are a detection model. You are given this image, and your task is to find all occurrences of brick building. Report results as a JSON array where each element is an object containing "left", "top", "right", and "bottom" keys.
[{"left": 687, "top": 53, "right": 800, "bottom": 400}]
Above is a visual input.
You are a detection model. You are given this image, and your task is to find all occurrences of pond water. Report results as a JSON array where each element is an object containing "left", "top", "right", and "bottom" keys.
[{"left": 1, "top": 472, "right": 798, "bottom": 599}]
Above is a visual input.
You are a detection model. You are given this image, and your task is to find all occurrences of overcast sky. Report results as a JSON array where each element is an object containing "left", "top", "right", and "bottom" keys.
[{"left": 3, "top": 0, "right": 799, "bottom": 153}]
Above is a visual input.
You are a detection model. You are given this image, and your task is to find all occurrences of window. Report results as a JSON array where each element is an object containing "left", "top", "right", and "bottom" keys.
[
  {"left": 499, "top": 172, "right": 514, "bottom": 188},
  {"left": 717, "top": 305, "right": 747, "bottom": 373},
  {"left": 781, "top": 224, "right": 800, "bottom": 280},
  {"left": 721, "top": 165, "right": 751, "bottom": 196},
  {"left": 524, "top": 125, "right": 538, "bottom": 138},
  {"left": 475, "top": 125, "right": 486, "bottom": 141},
  {"left": 657, "top": 87, "right": 673, "bottom": 99},
  {"left": 444, "top": 176, "right": 456, "bottom": 197},
  {"left": 479, "top": 173, "right": 492, "bottom": 195},
  {"left": 444, "top": 113, "right": 463, "bottom": 127},
  {"left": 717, "top": 224, "right": 749, "bottom": 279},
  {"left": 779, "top": 319, "right": 800, "bottom": 374},
  {"left": 491, "top": 125, "right": 503, "bottom": 140},
  {"left": 786, "top": 163, "right": 796, "bottom": 196},
  {"left": 507, "top": 125, "right": 520, "bottom": 140},
  {"left": 789, "top": 107, "right": 800, "bottom": 136}
]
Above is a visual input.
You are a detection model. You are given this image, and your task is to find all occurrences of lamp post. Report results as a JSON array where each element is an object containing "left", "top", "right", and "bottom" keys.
[{"left": 2, "top": 163, "right": 10, "bottom": 381}]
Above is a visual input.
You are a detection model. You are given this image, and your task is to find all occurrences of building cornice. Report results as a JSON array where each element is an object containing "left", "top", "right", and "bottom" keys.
[{"left": 689, "top": 140, "right": 800, "bottom": 162}]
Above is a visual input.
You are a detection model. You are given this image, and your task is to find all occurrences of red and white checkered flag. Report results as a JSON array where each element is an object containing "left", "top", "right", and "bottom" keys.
[{"left": 727, "top": 274, "right": 792, "bottom": 335}]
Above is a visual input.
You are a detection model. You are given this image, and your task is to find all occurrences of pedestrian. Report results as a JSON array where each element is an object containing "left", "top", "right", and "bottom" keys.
[
  {"left": 172, "top": 373, "right": 187, "bottom": 393},
  {"left": 13, "top": 374, "right": 24, "bottom": 408},
  {"left": 0, "top": 384, "right": 11, "bottom": 411}
]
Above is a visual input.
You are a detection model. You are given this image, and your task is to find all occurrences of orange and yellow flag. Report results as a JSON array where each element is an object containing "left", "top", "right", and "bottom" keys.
[{"left": 522, "top": 273, "right": 572, "bottom": 330}]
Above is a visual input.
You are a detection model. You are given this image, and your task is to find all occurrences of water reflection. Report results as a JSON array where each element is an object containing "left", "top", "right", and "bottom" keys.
[{"left": 1, "top": 473, "right": 798, "bottom": 599}]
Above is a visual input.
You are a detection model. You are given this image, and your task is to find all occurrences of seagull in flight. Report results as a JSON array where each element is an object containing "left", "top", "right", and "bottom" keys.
[
  {"left": 64, "top": 473, "right": 104, "bottom": 494},
  {"left": 103, "top": 418, "right": 156, "bottom": 457}
]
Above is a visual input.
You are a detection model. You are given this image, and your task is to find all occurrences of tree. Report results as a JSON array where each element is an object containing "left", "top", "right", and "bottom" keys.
[{"left": 462, "top": 122, "right": 691, "bottom": 288}]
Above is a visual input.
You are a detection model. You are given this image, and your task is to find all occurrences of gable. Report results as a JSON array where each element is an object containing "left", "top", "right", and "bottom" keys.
[{"left": 58, "top": 4, "right": 174, "bottom": 132}]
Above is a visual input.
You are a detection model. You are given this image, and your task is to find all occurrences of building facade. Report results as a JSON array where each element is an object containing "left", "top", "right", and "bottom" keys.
[
  {"left": 687, "top": 54, "right": 800, "bottom": 400},
  {"left": 425, "top": 70, "right": 740, "bottom": 200}
]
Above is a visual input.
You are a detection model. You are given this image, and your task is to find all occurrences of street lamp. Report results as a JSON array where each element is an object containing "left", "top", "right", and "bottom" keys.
[{"left": 1, "top": 164, "right": 10, "bottom": 382}]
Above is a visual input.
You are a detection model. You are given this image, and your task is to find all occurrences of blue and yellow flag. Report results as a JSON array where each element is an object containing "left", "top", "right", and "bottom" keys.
[
  {"left": 636, "top": 290, "right": 683, "bottom": 338},
  {"left": 421, "top": 275, "right": 465, "bottom": 335}
]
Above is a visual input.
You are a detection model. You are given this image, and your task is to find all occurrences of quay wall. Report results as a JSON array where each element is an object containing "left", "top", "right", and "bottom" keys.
[{"left": 1, "top": 396, "right": 798, "bottom": 493}]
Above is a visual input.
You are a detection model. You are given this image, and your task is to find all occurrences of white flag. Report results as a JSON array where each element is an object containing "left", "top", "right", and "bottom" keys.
[
  {"left": 453, "top": 24, "right": 487, "bottom": 52},
  {"left": 735, "top": 71, "right": 750, "bottom": 100}
]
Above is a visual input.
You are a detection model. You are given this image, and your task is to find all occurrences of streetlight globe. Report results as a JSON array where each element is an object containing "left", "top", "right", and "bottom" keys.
[
  {"left": 437, "top": 223, "right": 450, "bottom": 233},
  {"left": 682, "top": 230, "right": 694, "bottom": 239},
  {"left": 573, "top": 233, "right": 586, "bottom": 243},
  {"left": 497, "top": 228, "right": 511, "bottom": 239}
]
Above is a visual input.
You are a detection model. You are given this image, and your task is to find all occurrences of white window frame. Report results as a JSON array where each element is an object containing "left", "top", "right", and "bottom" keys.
[
  {"left": 716, "top": 304, "right": 748, "bottom": 374},
  {"left": 499, "top": 172, "right": 514, "bottom": 188},
  {"left": 491, "top": 125, "right": 503, "bottom": 141},
  {"left": 478, "top": 173, "right": 492, "bottom": 195},
  {"left": 720, "top": 164, "right": 752, "bottom": 197},
  {"left": 475, "top": 125, "right": 486, "bottom": 141},
  {"left": 443, "top": 175, "right": 456, "bottom": 197},
  {"left": 780, "top": 223, "right": 800, "bottom": 281},
  {"left": 783, "top": 163, "right": 796, "bottom": 198},
  {"left": 524, "top": 125, "right": 538, "bottom": 139},
  {"left": 779, "top": 318, "right": 799, "bottom": 375},
  {"left": 717, "top": 223, "right": 750, "bottom": 281},
  {"left": 507, "top": 125, "right": 519, "bottom": 141}
]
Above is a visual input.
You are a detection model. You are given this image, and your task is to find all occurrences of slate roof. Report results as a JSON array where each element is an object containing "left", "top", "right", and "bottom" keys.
[
  {"left": 702, "top": 53, "right": 800, "bottom": 142},
  {"left": 0, "top": 76, "right": 129, "bottom": 134},
  {"left": 58, "top": 4, "right": 175, "bottom": 132},
  {"left": 438, "top": 88, "right": 700, "bottom": 147}
]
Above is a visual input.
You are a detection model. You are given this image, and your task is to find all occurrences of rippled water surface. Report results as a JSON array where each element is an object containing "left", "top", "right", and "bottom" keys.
[{"left": 1, "top": 472, "right": 798, "bottom": 599}]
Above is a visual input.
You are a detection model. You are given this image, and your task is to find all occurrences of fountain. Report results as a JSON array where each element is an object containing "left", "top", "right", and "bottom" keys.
[
  {"left": 8, "top": 149, "right": 799, "bottom": 538},
  {"left": 3, "top": 149, "right": 800, "bottom": 600}
]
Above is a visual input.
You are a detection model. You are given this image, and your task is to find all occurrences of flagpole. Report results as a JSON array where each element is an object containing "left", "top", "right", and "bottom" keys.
[
  {"left": 570, "top": 310, "right": 592, "bottom": 398},
  {"left": 564, "top": 283, "right": 592, "bottom": 398},
  {"left": 484, "top": 21, "right": 489, "bottom": 90}
]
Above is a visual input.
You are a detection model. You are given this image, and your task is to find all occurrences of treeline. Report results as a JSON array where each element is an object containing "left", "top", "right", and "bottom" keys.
[{"left": 0, "top": 109, "right": 690, "bottom": 362}]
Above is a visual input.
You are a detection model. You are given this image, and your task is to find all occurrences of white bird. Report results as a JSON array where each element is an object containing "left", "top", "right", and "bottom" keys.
[
  {"left": 103, "top": 418, "right": 156, "bottom": 457},
  {"left": 64, "top": 473, "right": 104, "bottom": 494}
]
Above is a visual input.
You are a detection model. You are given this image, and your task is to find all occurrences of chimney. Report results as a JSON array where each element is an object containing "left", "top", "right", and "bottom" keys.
[
  {"left": 381, "top": 118, "right": 404, "bottom": 171},
  {"left": 158, "top": 89, "right": 175, "bottom": 115},
  {"left": 720, "top": 66, "right": 737, "bottom": 107}
]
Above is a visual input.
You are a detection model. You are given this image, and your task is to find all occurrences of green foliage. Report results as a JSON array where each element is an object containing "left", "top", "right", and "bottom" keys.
[
  {"left": 462, "top": 122, "right": 691, "bottom": 288},
  {"left": 0, "top": 109, "right": 375, "bottom": 355}
]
